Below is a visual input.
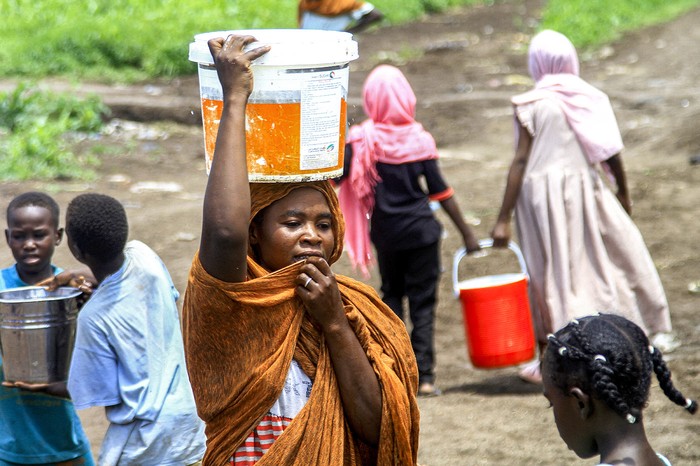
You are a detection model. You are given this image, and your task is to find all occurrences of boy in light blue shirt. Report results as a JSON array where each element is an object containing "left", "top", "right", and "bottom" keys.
[{"left": 58, "top": 193, "right": 205, "bottom": 466}]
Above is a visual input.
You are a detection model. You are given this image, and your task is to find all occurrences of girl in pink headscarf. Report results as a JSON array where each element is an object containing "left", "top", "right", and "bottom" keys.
[
  {"left": 337, "top": 64, "right": 480, "bottom": 396},
  {"left": 490, "top": 30, "right": 679, "bottom": 384}
]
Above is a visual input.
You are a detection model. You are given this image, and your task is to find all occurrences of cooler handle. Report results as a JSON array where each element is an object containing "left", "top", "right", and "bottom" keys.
[{"left": 452, "top": 239, "right": 529, "bottom": 298}]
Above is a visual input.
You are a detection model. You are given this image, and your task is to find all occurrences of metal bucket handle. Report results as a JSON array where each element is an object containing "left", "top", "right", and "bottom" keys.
[{"left": 452, "top": 239, "right": 529, "bottom": 298}]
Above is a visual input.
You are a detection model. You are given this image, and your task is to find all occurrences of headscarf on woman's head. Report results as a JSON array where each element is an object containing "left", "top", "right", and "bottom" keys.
[
  {"left": 249, "top": 181, "right": 345, "bottom": 265},
  {"left": 512, "top": 29, "right": 624, "bottom": 165},
  {"left": 339, "top": 64, "right": 438, "bottom": 277},
  {"left": 358, "top": 64, "right": 437, "bottom": 164},
  {"left": 527, "top": 29, "right": 580, "bottom": 80}
]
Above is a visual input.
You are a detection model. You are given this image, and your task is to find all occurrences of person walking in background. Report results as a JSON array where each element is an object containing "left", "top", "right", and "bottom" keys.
[
  {"left": 543, "top": 314, "right": 696, "bottom": 465},
  {"left": 491, "top": 30, "right": 679, "bottom": 384},
  {"left": 336, "top": 64, "right": 481, "bottom": 397},
  {"left": 0, "top": 192, "right": 94, "bottom": 465},
  {"left": 182, "top": 35, "right": 419, "bottom": 465},
  {"left": 298, "top": 0, "right": 383, "bottom": 33},
  {"left": 51, "top": 193, "right": 206, "bottom": 466}
]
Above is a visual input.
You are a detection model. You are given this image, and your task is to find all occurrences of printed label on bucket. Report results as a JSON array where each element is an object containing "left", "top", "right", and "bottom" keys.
[
  {"left": 299, "top": 69, "right": 344, "bottom": 170},
  {"left": 197, "top": 63, "right": 349, "bottom": 181}
]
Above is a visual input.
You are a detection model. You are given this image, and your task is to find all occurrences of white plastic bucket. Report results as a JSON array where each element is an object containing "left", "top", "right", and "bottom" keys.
[{"left": 188, "top": 29, "right": 359, "bottom": 182}]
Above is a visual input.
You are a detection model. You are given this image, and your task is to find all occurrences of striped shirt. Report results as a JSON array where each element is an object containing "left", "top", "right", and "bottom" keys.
[{"left": 231, "top": 360, "right": 312, "bottom": 464}]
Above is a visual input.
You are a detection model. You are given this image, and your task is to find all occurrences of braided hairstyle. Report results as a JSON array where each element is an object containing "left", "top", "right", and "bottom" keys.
[{"left": 545, "top": 314, "right": 697, "bottom": 424}]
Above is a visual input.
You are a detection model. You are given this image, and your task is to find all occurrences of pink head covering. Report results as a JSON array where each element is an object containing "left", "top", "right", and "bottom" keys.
[
  {"left": 527, "top": 29, "right": 580, "bottom": 80},
  {"left": 356, "top": 64, "right": 438, "bottom": 165},
  {"left": 338, "top": 65, "right": 438, "bottom": 276},
  {"left": 512, "top": 30, "right": 624, "bottom": 164}
]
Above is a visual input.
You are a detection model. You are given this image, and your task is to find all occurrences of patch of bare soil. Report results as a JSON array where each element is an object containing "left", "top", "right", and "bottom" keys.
[{"left": 2, "top": 0, "right": 698, "bottom": 463}]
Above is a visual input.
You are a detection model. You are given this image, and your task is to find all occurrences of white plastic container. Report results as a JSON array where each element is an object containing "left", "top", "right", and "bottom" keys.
[{"left": 188, "top": 29, "right": 359, "bottom": 182}]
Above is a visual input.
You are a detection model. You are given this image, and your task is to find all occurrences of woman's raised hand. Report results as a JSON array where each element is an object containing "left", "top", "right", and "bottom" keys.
[{"left": 208, "top": 34, "right": 271, "bottom": 101}]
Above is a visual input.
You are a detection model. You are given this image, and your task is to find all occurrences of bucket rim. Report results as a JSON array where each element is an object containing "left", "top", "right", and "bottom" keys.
[
  {"left": 189, "top": 29, "right": 359, "bottom": 66},
  {"left": 457, "top": 273, "right": 527, "bottom": 290},
  {"left": 452, "top": 239, "right": 530, "bottom": 297},
  {"left": 0, "top": 286, "right": 82, "bottom": 304}
]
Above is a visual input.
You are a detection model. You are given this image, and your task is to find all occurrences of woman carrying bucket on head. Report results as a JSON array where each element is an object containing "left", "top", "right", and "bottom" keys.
[
  {"left": 336, "top": 64, "right": 481, "bottom": 397},
  {"left": 490, "top": 30, "right": 679, "bottom": 384},
  {"left": 182, "top": 34, "right": 419, "bottom": 465}
]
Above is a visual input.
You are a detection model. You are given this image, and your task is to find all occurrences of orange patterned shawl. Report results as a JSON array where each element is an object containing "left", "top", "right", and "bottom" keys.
[{"left": 182, "top": 182, "right": 419, "bottom": 465}]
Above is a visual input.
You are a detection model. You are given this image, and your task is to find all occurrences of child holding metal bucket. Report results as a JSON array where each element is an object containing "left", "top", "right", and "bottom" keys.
[
  {"left": 543, "top": 313, "right": 696, "bottom": 465},
  {"left": 0, "top": 191, "right": 94, "bottom": 465},
  {"left": 490, "top": 30, "right": 679, "bottom": 384},
  {"left": 336, "top": 64, "right": 481, "bottom": 397}
]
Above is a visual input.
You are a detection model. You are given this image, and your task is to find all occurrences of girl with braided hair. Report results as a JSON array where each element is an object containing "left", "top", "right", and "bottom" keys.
[{"left": 543, "top": 313, "right": 696, "bottom": 466}]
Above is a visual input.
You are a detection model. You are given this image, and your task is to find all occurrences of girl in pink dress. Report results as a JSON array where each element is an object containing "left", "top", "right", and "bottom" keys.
[{"left": 491, "top": 30, "right": 679, "bottom": 383}]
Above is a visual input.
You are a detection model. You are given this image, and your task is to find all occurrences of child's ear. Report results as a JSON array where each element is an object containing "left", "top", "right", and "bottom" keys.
[
  {"left": 249, "top": 224, "right": 259, "bottom": 245},
  {"left": 570, "top": 387, "right": 592, "bottom": 420},
  {"left": 68, "top": 241, "right": 85, "bottom": 264},
  {"left": 55, "top": 227, "right": 64, "bottom": 245},
  {"left": 4, "top": 229, "right": 9, "bottom": 245}
]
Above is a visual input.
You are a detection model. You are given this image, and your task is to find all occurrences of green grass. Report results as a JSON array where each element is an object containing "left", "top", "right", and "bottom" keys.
[
  {"left": 0, "top": 0, "right": 293, "bottom": 81},
  {"left": 2, "top": 0, "right": 699, "bottom": 81},
  {"left": 0, "top": 83, "right": 107, "bottom": 181},
  {"left": 0, "top": 0, "right": 482, "bottom": 82},
  {"left": 541, "top": 0, "right": 700, "bottom": 48}
]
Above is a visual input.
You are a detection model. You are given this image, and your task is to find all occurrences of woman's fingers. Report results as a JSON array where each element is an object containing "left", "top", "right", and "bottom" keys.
[
  {"left": 209, "top": 34, "right": 270, "bottom": 64},
  {"left": 298, "top": 272, "right": 315, "bottom": 291},
  {"left": 303, "top": 256, "right": 332, "bottom": 276},
  {"left": 297, "top": 258, "right": 335, "bottom": 294}
]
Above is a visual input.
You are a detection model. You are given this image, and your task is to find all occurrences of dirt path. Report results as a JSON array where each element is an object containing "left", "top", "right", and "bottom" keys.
[{"left": 1, "top": 0, "right": 698, "bottom": 464}]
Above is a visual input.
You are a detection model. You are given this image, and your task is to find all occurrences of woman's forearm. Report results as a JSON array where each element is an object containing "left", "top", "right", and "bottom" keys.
[
  {"left": 605, "top": 153, "right": 627, "bottom": 195},
  {"left": 197, "top": 34, "right": 270, "bottom": 283},
  {"left": 441, "top": 196, "right": 480, "bottom": 252},
  {"left": 200, "top": 96, "right": 252, "bottom": 282},
  {"left": 323, "top": 317, "right": 382, "bottom": 446},
  {"left": 604, "top": 153, "right": 632, "bottom": 214},
  {"left": 496, "top": 123, "right": 532, "bottom": 223},
  {"left": 496, "top": 159, "right": 526, "bottom": 223}
]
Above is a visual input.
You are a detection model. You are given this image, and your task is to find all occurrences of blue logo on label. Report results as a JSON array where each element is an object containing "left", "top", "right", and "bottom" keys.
[
  {"left": 330, "top": 71, "right": 336, "bottom": 79},
  {"left": 326, "top": 143, "right": 335, "bottom": 152}
]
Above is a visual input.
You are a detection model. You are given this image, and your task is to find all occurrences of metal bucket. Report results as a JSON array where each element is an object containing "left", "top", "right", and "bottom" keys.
[{"left": 0, "top": 286, "right": 82, "bottom": 383}]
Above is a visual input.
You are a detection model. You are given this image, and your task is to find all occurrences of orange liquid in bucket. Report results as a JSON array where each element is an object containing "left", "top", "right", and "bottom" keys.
[
  {"left": 190, "top": 30, "right": 358, "bottom": 181},
  {"left": 201, "top": 97, "right": 346, "bottom": 179},
  {"left": 458, "top": 275, "right": 535, "bottom": 368}
]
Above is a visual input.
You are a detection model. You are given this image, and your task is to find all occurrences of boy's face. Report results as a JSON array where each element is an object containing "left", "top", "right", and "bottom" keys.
[
  {"left": 5, "top": 206, "right": 63, "bottom": 278},
  {"left": 250, "top": 188, "right": 336, "bottom": 272}
]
